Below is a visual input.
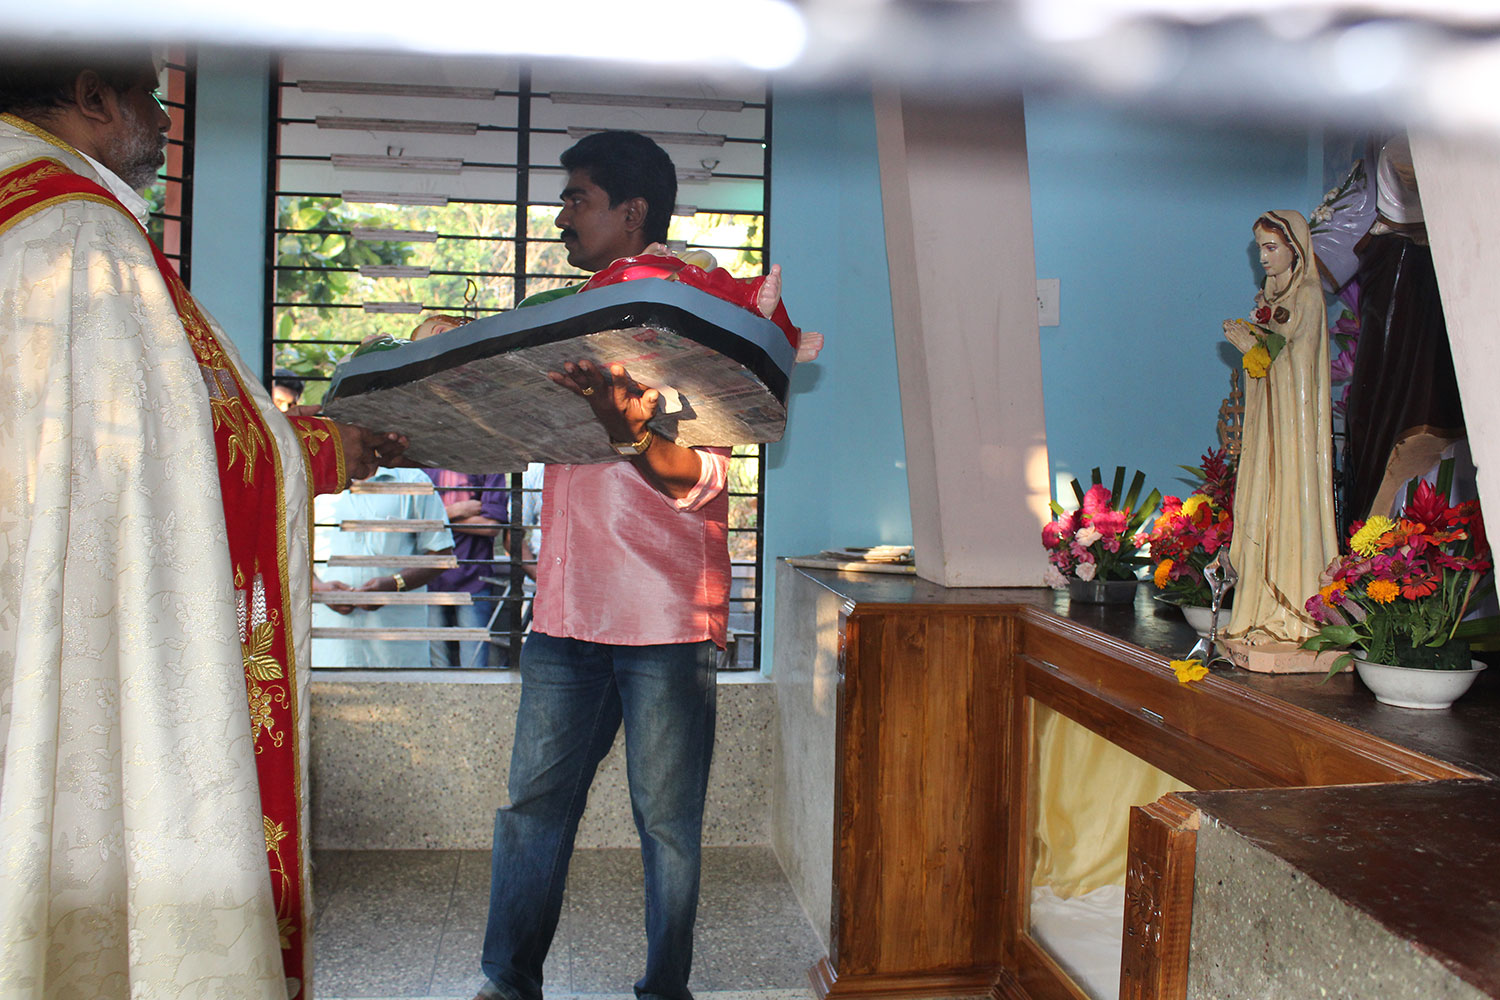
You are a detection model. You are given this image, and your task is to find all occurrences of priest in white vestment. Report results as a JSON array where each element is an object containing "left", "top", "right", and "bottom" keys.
[{"left": 0, "top": 49, "right": 404, "bottom": 999}]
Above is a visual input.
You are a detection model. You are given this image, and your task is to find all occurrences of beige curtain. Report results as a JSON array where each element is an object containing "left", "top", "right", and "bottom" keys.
[{"left": 1030, "top": 703, "right": 1193, "bottom": 899}]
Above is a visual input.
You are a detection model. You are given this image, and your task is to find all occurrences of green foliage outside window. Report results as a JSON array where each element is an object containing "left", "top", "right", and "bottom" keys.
[{"left": 273, "top": 195, "right": 766, "bottom": 406}]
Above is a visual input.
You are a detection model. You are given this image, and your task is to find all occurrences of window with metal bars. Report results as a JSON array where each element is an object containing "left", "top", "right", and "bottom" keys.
[
  {"left": 266, "top": 53, "right": 770, "bottom": 670},
  {"left": 147, "top": 49, "right": 195, "bottom": 282}
]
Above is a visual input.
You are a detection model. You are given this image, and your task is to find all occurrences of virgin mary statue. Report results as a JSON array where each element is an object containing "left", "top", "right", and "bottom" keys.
[{"left": 1222, "top": 209, "right": 1338, "bottom": 645}]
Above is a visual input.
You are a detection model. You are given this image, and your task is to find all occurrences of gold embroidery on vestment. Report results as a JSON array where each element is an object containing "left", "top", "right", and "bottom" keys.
[
  {"left": 263, "top": 815, "right": 296, "bottom": 947},
  {"left": 211, "top": 394, "right": 269, "bottom": 485},
  {"left": 243, "top": 620, "right": 283, "bottom": 681},
  {"left": 0, "top": 160, "right": 66, "bottom": 212},
  {"left": 296, "top": 422, "right": 331, "bottom": 456},
  {"left": 247, "top": 679, "right": 289, "bottom": 751}
]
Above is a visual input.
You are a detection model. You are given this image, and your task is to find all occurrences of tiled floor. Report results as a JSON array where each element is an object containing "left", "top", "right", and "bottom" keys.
[{"left": 312, "top": 846, "right": 825, "bottom": 1000}]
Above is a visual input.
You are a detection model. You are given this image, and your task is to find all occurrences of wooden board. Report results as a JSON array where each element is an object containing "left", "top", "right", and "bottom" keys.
[{"left": 322, "top": 278, "right": 796, "bottom": 472}]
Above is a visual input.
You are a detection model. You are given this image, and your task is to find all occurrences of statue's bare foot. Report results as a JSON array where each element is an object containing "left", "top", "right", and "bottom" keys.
[
  {"left": 795, "top": 330, "right": 823, "bottom": 363},
  {"left": 758, "top": 264, "right": 782, "bottom": 318}
]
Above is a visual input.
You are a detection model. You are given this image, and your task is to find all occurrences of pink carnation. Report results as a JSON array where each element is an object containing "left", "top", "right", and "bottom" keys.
[
  {"left": 1092, "top": 509, "right": 1128, "bottom": 538},
  {"left": 1081, "top": 484, "right": 1114, "bottom": 516}
]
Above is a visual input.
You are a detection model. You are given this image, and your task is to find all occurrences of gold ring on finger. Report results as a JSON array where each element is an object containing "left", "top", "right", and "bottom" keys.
[{"left": 581, "top": 387, "right": 595, "bottom": 396}]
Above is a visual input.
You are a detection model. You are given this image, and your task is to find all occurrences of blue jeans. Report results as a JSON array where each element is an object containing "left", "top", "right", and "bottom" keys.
[
  {"left": 429, "top": 597, "right": 496, "bottom": 668},
  {"left": 481, "top": 633, "right": 718, "bottom": 1000}
]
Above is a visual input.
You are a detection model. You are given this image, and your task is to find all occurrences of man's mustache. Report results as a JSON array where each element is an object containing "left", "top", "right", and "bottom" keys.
[{"left": 559, "top": 228, "right": 577, "bottom": 241}]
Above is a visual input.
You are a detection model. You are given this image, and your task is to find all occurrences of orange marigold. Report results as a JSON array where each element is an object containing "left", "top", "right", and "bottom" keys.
[
  {"left": 1154, "top": 559, "right": 1174, "bottom": 588},
  {"left": 1319, "top": 580, "right": 1348, "bottom": 602},
  {"left": 1366, "top": 578, "right": 1400, "bottom": 604}
]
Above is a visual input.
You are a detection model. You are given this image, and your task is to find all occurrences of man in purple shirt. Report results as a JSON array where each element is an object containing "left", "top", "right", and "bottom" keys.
[
  {"left": 473, "top": 132, "right": 728, "bottom": 1000},
  {"left": 424, "top": 469, "right": 510, "bottom": 668}
]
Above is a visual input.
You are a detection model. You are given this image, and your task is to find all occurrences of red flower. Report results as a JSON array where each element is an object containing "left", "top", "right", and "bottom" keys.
[
  {"left": 1092, "top": 509, "right": 1128, "bottom": 538},
  {"left": 1254, "top": 305, "right": 1272, "bottom": 324},
  {"left": 1081, "top": 483, "right": 1114, "bottom": 516},
  {"left": 1400, "top": 574, "right": 1440, "bottom": 600},
  {"left": 1467, "top": 504, "right": 1489, "bottom": 563},
  {"left": 1404, "top": 478, "right": 1449, "bottom": 528}
]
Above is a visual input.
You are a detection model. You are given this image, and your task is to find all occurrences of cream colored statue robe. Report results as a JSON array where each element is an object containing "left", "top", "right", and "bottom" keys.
[
  {"left": 0, "top": 118, "right": 315, "bottom": 999},
  {"left": 1224, "top": 210, "right": 1339, "bottom": 645}
]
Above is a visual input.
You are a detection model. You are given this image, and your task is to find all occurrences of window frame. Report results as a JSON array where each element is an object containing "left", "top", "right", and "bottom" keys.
[{"left": 264, "top": 59, "right": 773, "bottom": 670}]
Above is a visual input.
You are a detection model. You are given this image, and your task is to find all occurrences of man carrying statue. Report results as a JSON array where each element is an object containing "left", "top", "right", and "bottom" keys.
[{"left": 0, "top": 47, "right": 405, "bottom": 998}]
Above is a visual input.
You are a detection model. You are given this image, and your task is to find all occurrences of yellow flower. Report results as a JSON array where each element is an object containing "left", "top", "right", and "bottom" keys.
[
  {"left": 1154, "top": 559, "right": 1174, "bottom": 588},
  {"left": 1171, "top": 659, "right": 1208, "bottom": 684},
  {"left": 1181, "top": 495, "right": 1209, "bottom": 518},
  {"left": 1366, "top": 579, "right": 1400, "bottom": 604},
  {"left": 1242, "top": 344, "right": 1271, "bottom": 378},
  {"left": 1350, "top": 515, "right": 1395, "bottom": 557}
]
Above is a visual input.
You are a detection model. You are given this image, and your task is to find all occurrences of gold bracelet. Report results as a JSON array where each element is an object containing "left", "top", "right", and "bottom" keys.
[{"left": 393, "top": 572, "right": 407, "bottom": 591}]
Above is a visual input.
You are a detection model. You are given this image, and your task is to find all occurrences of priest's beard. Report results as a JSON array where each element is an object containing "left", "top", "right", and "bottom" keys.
[{"left": 109, "top": 102, "right": 167, "bottom": 191}]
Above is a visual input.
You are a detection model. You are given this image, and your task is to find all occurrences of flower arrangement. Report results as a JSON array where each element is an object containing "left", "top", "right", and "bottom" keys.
[
  {"left": 1138, "top": 449, "right": 1236, "bottom": 607},
  {"left": 1042, "top": 467, "right": 1161, "bottom": 588},
  {"left": 1227, "top": 314, "right": 1286, "bottom": 379},
  {"left": 1303, "top": 462, "right": 1493, "bottom": 675}
]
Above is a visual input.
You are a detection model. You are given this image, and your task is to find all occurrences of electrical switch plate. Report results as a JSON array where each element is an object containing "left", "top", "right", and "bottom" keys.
[{"left": 1036, "top": 278, "right": 1060, "bottom": 327}]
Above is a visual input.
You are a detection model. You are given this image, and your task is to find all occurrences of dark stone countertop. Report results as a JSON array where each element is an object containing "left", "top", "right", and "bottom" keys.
[{"left": 1182, "top": 780, "right": 1500, "bottom": 996}]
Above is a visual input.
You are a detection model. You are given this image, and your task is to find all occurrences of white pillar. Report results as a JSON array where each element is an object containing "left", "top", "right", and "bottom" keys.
[
  {"left": 875, "top": 91, "right": 1053, "bottom": 587},
  {"left": 1408, "top": 132, "right": 1500, "bottom": 518}
]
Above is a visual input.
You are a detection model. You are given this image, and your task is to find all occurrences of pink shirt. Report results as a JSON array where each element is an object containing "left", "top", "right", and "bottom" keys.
[{"left": 530, "top": 449, "right": 731, "bottom": 648}]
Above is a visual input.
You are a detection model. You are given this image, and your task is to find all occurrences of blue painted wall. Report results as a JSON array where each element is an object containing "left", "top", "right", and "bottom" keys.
[
  {"left": 1026, "top": 96, "right": 1321, "bottom": 506},
  {"left": 184, "top": 68, "right": 1321, "bottom": 670},
  {"left": 761, "top": 90, "right": 913, "bottom": 665},
  {"left": 188, "top": 47, "right": 272, "bottom": 367}
]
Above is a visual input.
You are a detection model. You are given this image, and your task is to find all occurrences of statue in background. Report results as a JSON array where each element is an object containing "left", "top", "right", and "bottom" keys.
[
  {"left": 1343, "top": 134, "right": 1465, "bottom": 522},
  {"left": 1221, "top": 210, "right": 1339, "bottom": 646}
]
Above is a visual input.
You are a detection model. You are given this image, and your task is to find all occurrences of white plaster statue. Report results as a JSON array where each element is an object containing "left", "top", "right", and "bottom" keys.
[{"left": 1222, "top": 210, "right": 1339, "bottom": 645}]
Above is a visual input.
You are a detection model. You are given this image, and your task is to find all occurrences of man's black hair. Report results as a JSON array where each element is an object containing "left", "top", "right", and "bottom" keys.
[
  {"left": 272, "top": 368, "right": 305, "bottom": 398},
  {"left": 560, "top": 131, "right": 677, "bottom": 246},
  {"left": 0, "top": 45, "right": 156, "bottom": 118}
]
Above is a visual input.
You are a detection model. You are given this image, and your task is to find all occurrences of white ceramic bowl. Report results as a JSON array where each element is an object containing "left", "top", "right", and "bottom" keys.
[{"left": 1353, "top": 657, "right": 1486, "bottom": 710}]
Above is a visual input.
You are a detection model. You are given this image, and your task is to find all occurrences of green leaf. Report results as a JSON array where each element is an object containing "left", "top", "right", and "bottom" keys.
[
  {"left": 1121, "top": 469, "right": 1146, "bottom": 514},
  {"left": 1435, "top": 456, "right": 1455, "bottom": 501},
  {"left": 290, "top": 206, "right": 325, "bottom": 231},
  {"left": 1318, "top": 651, "right": 1354, "bottom": 684},
  {"left": 1310, "top": 624, "right": 1360, "bottom": 647},
  {"left": 1261, "top": 330, "right": 1286, "bottom": 363},
  {"left": 1452, "top": 615, "right": 1500, "bottom": 651},
  {"left": 318, "top": 234, "right": 348, "bottom": 258}
]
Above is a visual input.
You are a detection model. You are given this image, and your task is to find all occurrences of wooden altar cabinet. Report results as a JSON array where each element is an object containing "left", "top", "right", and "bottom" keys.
[{"left": 775, "top": 563, "right": 1493, "bottom": 1000}]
